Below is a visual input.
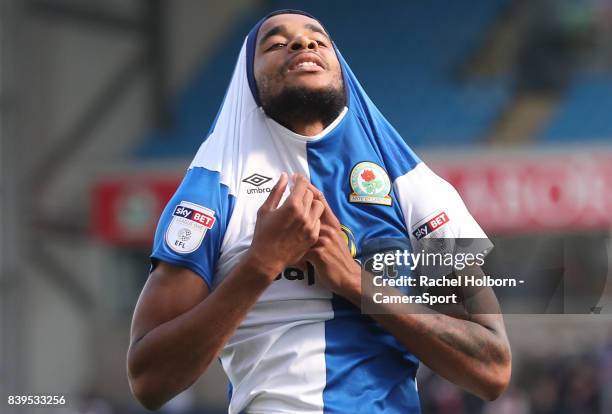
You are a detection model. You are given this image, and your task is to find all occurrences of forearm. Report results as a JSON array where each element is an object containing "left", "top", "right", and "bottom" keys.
[
  {"left": 127, "top": 252, "right": 274, "bottom": 409},
  {"left": 375, "top": 310, "right": 509, "bottom": 400},
  {"left": 341, "top": 277, "right": 511, "bottom": 400}
]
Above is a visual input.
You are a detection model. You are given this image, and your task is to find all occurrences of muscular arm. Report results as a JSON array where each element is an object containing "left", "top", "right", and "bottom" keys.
[
  {"left": 306, "top": 193, "right": 511, "bottom": 401},
  {"left": 341, "top": 266, "right": 511, "bottom": 401},
  {"left": 127, "top": 174, "right": 324, "bottom": 410},
  {"left": 127, "top": 256, "right": 273, "bottom": 410}
]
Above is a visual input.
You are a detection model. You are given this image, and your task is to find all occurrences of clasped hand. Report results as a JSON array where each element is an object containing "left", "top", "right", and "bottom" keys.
[{"left": 249, "top": 173, "right": 361, "bottom": 295}]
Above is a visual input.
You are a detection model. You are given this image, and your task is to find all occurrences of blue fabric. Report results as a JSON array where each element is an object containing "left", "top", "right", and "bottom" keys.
[
  {"left": 245, "top": 11, "right": 423, "bottom": 413},
  {"left": 322, "top": 297, "right": 421, "bottom": 413},
  {"left": 305, "top": 111, "right": 421, "bottom": 413},
  {"left": 244, "top": 10, "right": 421, "bottom": 178},
  {"left": 150, "top": 167, "right": 235, "bottom": 289}
]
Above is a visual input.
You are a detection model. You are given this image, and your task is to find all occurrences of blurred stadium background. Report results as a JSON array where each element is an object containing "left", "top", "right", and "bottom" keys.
[{"left": 1, "top": 0, "right": 612, "bottom": 413}]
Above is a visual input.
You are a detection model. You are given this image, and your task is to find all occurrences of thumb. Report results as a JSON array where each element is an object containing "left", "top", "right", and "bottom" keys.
[{"left": 260, "top": 172, "right": 288, "bottom": 211}]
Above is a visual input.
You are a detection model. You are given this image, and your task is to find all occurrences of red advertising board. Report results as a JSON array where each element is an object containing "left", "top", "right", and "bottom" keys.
[
  {"left": 430, "top": 153, "right": 612, "bottom": 234},
  {"left": 91, "top": 153, "right": 612, "bottom": 245},
  {"left": 91, "top": 174, "right": 180, "bottom": 245}
]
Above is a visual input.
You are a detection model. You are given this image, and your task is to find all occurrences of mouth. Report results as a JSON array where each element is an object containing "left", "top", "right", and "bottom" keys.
[{"left": 286, "top": 53, "right": 326, "bottom": 73}]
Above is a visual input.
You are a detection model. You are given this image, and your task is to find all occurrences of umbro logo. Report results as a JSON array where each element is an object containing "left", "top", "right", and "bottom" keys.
[
  {"left": 242, "top": 173, "right": 272, "bottom": 187},
  {"left": 242, "top": 173, "right": 273, "bottom": 194}
]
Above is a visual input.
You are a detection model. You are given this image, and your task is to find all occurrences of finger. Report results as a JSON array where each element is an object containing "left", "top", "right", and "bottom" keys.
[
  {"left": 288, "top": 258, "right": 309, "bottom": 272},
  {"left": 309, "top": 200, "right": 325, "bottom": 224},
  {"left": 302, "top": 182, "right": 326, "bottom": 220},
  {"left": 305, "top": 181, "right": 324, "bottom": 200},
  {"left": 296, "top": 258, "right": 308, "bottom": 271},
  {"left": 311, "top": 218, "right": 321, "bottom": 242},
  {"left": 317, "top": 195, "right": 341, "bottom": 228},
  {"left": 302, "top": 182, "right": 334, "bottom": 223},
  {"left": 261, "top": 172, "right": 288, "bottom": 211},
  {"left": 302, "top": 189, "right": 314, "bottom": 217},
  {"left": 288, "top": 174, "right": 309, "bottom": 201}
]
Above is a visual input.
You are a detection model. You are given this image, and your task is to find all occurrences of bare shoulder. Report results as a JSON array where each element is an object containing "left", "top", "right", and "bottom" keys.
[{"left": 130, "top": 261, "right": 210, "bottom": 344}]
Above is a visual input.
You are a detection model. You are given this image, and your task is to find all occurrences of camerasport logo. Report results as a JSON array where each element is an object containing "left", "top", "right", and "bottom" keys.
[
  {"left": 165, "top": 201, "right": 215, "bottom": 253},
  {"left": 412, "top": 211, "right": 450, "bottom": 240}
]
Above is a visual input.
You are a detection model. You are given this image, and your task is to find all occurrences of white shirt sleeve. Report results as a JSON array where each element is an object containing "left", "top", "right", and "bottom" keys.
[{"left": 393, "top": 162, "right": 491, "bottom": 250}]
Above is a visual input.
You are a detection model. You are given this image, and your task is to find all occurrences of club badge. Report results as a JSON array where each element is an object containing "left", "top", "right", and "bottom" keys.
[
  {"left": 348, "top": 161, "right": 392, "bottom": 206},
  {"left": 165, "top": 201, "right": 215, "bottom": 254}
]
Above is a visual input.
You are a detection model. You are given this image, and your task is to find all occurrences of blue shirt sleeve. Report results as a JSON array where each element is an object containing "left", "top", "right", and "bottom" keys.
[{"left": 150, "top": 167, "right": 234, "bottom": 289}]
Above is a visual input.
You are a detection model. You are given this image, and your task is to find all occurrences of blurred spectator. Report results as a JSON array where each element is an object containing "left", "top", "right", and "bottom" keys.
[
  {"left": 517, "top": 0, "right": 596, "bottom": 91},
  {"left": 417, "top": 336, "right": 612, "bottom": 413},
  {"left": 483, "top": 385, "right": 530, "bottom": 414}
]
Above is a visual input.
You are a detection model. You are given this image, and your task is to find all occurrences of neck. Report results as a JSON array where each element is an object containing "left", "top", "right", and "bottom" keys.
[
  {"left": 260, "top": 85, "right": 346, "bottom": 137},
  {"left": 288, "top": 120, "right": 326, "bottom": 136}
]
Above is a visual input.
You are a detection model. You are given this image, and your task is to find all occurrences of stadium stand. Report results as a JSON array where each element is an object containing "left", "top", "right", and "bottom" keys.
[
  {"left": 135, "top": 0, "right": 512, "bottom": 158},
  {"left": 538, "top": 74, "right": 612, "bottom": 143}
]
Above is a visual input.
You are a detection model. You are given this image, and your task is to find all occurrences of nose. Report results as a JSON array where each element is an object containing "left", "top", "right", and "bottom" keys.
[{"left": 289, "top": 35, "right": 318, "bottom": 52}]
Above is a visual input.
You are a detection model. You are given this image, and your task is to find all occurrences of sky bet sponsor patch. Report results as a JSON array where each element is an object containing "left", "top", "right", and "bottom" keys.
[
  {"left": 412, "top": 211, "right": 450, "bottom": 240},
  {"left": 165, "top": 201, "right": 215, "bottom": 253}
]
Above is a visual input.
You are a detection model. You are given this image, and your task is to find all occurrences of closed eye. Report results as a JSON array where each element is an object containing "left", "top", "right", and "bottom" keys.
[{"left": 267, "top": 43, "right": 287, "bottom": 51}]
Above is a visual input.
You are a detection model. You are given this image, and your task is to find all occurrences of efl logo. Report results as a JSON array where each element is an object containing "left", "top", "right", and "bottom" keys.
[
  {"left": 412, "top": 212, "right": 450, "bottom": 240},
  {"left": 173, "top": 205, "right": 215, "bottom": 229}
]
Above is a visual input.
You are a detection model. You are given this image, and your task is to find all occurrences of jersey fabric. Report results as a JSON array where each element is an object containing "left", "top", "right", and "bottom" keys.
[{"left": 150, "top": 10, "right": 490, "bottom": 414}]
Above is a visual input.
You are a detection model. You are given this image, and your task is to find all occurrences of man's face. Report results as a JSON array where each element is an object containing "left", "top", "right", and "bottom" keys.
[
  {"left": 254, "top": 14, "right": 343, "bottom": 98},
  {"left": 254, "top": 13, "right": 345, "bottom": 127}
]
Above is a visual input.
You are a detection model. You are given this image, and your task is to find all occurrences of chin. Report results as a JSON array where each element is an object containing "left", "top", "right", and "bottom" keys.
[{"left": 285, "top": 74, "right": 333, "bottom": 90}]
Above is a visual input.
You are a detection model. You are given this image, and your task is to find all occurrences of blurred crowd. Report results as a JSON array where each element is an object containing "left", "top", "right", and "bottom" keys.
[
  {"left": 518, "top": 0, "right": 612, "bottom": 91},
  {"left": 418, "top": 336, "right": 612, "bottom": 414},
  {"left": 54, "top": 334, "right": 612, "bottom": 414}
]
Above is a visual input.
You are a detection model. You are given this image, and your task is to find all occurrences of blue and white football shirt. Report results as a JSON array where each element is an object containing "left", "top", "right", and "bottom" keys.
[{"left": 151, "top": 10, "right": 489, "bottom": 414}]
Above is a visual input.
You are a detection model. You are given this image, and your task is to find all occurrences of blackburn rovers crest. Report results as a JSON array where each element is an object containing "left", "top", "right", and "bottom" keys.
[{"left": 348, "top": 161, "right": 392, "bottom": 206}]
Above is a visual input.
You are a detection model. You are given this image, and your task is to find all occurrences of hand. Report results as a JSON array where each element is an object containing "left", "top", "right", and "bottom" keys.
[
  {"left": 248, "top": 173, "right": 325, "bottom": 280},
  {"left": 304, "top": 192, "right": 361, "bottom": 297}
]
